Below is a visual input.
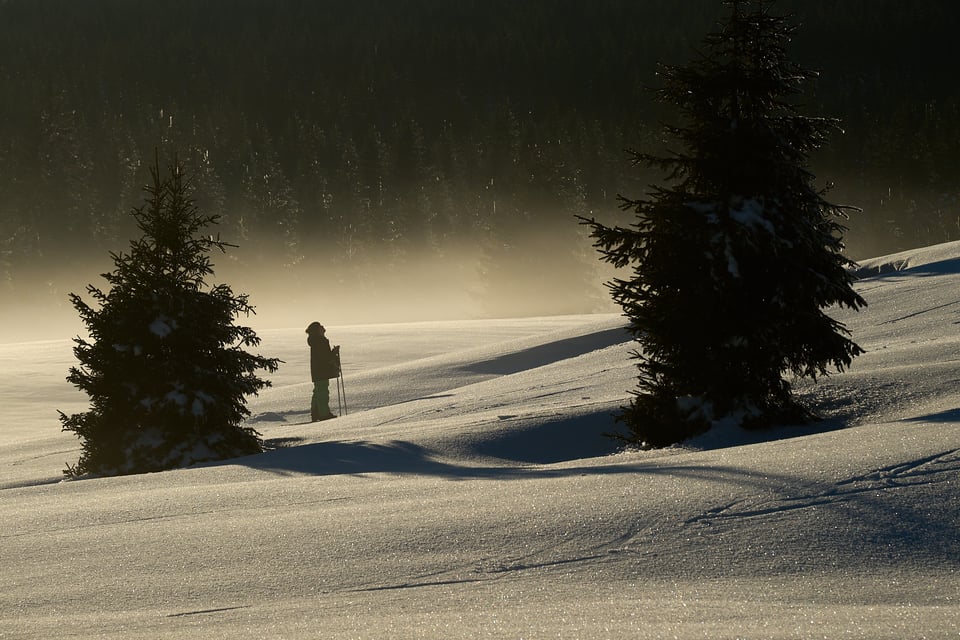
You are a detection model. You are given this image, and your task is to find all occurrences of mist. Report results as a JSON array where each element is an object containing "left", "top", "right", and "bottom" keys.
[
  {"left": 221, "top": 239, "right": 617, "bottom": 331},
  {"left": 0, "top": 223, "right": 619, "bottom": 345}
]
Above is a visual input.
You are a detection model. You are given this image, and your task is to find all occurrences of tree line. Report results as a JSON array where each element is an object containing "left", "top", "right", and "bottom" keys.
[{"left": 1, "top": 0, "right": 958, "bottom": 320}]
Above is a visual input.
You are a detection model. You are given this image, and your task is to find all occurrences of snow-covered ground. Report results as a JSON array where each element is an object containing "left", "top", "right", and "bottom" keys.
[{"left": 1, "top": 244, "right": 958, "bottom": 639}]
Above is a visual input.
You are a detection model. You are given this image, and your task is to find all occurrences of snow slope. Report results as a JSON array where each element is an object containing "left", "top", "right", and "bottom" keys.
[{"left": 1, "top": 246, "right": 958, "bottom": 639}]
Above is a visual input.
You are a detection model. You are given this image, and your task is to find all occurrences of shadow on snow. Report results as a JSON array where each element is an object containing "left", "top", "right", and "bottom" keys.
[{"left": 464, "top": 326, "right": 631, "bottom": 375}]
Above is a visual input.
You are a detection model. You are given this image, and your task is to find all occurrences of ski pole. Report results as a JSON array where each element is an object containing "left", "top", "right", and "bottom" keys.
[
  {"left": 335, "top": 376, "right": 342, "bottom": 416},
  {"left": 336, "top": 347, "right": 347, "bottom": 416}
]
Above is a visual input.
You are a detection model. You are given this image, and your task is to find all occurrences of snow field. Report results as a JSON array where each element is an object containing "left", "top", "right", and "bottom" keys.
[{"left": 1, "top": 247, "right": 959, "bottom": 638}]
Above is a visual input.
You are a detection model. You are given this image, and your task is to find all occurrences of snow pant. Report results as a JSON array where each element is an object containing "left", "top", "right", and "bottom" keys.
[{"left": 311, "top": 380, "right": 332, "bottom": 420}]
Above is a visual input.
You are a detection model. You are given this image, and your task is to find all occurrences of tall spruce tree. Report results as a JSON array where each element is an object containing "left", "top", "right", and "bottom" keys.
[
  {"left": 579, "top": 0, "right": 866, "bottom": 447},
  {"left": 60, "top": 158, "right": 280, "bottom": 477}
]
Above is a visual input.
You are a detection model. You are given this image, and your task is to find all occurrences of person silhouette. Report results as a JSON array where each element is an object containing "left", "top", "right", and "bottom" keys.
[{"left": 305, "top": 322, "right": 338, "bottom": 421}]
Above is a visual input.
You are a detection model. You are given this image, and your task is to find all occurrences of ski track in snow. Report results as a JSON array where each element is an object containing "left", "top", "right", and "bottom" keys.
[{"left": 685, "top": 448, "right": 960, "bottom": 526}]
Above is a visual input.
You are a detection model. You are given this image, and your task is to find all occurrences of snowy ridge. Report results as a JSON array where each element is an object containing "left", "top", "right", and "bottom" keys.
[
  {"left": 852, "top": 238, "right": 960, "bottom": 277},
  {"left": 1, "top": 245, "right": 959, "bottom": 638}
]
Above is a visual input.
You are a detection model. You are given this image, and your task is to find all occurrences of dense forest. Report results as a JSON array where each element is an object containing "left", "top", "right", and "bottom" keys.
[{"left": 1, "top": 0, "right": 958, "bottom": 328}]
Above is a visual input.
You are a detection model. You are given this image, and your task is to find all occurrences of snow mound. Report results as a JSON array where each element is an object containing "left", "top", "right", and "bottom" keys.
[{"left": 852, "top": 238, "right": 960, "bottom": 277}]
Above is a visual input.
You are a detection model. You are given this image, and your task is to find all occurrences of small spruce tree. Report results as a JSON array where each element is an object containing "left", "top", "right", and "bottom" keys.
[
  {"left": 59, "top": 158, "right": 280, "bottom": 476},
  {"left": 579, "top": 0, "right": 866, "bottom": 447}
]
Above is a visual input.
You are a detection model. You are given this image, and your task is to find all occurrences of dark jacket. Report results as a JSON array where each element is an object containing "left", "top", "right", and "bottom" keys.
[{"left": 309, "top": 333, "right": 338, "bottom": 381}]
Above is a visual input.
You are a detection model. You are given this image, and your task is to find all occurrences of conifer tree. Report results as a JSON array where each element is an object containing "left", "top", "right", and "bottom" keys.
[
  {"left": 60, "top": 158, "right": 280, "bottom": 476},
  {"left": 579, "top": 0, "right": 866, "bottom": 447}
]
